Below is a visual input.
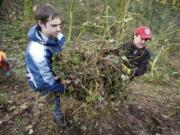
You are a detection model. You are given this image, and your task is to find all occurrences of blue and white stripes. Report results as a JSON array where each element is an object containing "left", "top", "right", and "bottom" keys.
[{"left": 25, "top": 25, "right": 65, "bottom": 92}]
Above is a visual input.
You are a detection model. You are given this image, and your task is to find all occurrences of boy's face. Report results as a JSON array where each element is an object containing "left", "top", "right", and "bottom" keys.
[
  {"left": 133, "top": 34, "right": 148, "bottom": 49},
  {"left": 39, "top": 17, "right": 61, "bottom": 38}
]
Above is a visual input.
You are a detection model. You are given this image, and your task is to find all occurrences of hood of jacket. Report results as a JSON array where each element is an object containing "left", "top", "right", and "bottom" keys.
[{"left": 27, "top": 25, "right": 65, "bottom": 47}]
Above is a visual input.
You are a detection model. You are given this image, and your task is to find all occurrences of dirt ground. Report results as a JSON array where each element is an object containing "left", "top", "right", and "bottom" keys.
[
  {"left": 0, "top": 71, "right": 179, "bottom": 135},
  {"left": 0, "top": 31, "right": 179, "bottom": 135}
]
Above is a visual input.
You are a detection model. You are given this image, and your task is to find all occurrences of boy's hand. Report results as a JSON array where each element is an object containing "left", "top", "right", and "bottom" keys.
[
  {"left": 61, "top": 80, "right": 71, "bottom": 91},
  {"left": 58, "top": 53, "right": 64, "bottom": 61},
  {"left": 54, "top": 76, "right": 60, "bottom": 80},
  {"left": 129, "top": 67, "right": 138, "bottom": 81},
  {"left": 61, "top": 79, "right": 71, "bottom": 86},
  {"left": 54, "top": 76, "right": 71, "bottom": 90}
]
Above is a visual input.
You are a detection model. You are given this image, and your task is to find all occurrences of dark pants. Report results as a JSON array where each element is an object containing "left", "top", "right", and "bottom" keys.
[
  {"left": 40, "top": 90, "right": 63, "bottom": 118},
  {"left": 53, "top": 93, "right": 64, "bottom": 118}
]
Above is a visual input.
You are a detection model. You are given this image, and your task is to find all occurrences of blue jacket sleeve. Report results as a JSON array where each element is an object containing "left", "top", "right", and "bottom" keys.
[
  {"left": 29, "top": 44, "right": 65, "bottom": 92},
  {"left": 37, "top": 56, "right": 65, "bottom": 92}
]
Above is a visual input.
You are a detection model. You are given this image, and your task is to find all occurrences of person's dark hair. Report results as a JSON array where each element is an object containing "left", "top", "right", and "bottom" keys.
[{"left": 33, "top": 3, "right": 60, "bottom": 24}]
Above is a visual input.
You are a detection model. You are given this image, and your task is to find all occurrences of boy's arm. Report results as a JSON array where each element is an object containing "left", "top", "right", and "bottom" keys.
[
  {"left": 131, "top": 50, "right": 151, "bottom": 77},
  {"left": 29, "top": 45, "right": 65, "bottom": 92},
  {"left": 36, "top": 56, "right": 65, "bottom": 92}
]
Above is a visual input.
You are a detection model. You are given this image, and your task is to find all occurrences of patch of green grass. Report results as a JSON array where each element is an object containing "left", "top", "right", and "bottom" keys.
[
  {"left": 0, "top": 20, "right": 27, "bottom": 80},
  {"left": 0, "top": 21, "right": 25, "bottom": 40}
]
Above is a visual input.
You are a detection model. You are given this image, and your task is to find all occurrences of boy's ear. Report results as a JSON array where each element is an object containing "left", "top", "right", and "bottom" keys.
[{"left": 37, "top": 20, "right": 45, "bottom": 27}]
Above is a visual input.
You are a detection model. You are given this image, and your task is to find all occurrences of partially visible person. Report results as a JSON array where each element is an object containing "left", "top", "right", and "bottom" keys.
[
  {"left": 25, "top": 3, "right": 66, "bottom": 127},
  {"left": 102, "top": 26, "right": 152, "bottom": 80},
  {"left": 122, "top": 26, "right": 152, "bottom": 80},
  {"left": 0, "top": 51, "right": 11, "bottom": 77}
]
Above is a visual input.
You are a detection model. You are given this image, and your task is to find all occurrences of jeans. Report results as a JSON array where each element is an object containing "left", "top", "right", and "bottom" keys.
[
  {"left": 53, "top": 93, "right": 64, "bottom": 118},
  {"left": 40, "top": 90, "right": 63, "bottom": 118}
]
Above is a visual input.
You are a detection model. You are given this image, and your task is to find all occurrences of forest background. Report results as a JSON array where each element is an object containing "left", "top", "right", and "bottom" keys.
[{"left": 0, "top": 0, "right": 179, "bottom": 135}]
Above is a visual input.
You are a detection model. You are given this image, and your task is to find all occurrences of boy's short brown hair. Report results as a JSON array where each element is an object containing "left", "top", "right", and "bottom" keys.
[{"left": 33, "top": 3, "right": 60, "bottom": 24}]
